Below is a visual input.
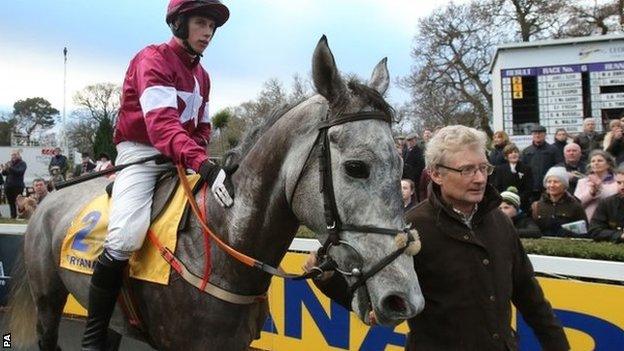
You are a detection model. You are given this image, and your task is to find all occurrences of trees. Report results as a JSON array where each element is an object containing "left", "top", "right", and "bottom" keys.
[
  {"left": 0, "top": 113, "right": 16, "bottom": 146},
  {"left": 211, "top": 109, "right": 232, "bottom": 154},
  {"left": 72, "top": 83, "right": 121, "bottom": 124},
  {"left": 12, "top": 97, "right": 59, "bottom": 143},
  {"left": 92, "top": 116, "right": 116, "bottom": 161},
  {"left": 68, "top": 83, "right": 121, "bottom": 154},
  {"left": 401, "top": 1, "right": 502, "bottom": 136}
]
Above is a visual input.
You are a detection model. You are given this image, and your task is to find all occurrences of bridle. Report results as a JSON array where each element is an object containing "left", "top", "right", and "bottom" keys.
[{"left": 293, "top": 108, "right": 415, "bottom": 297}]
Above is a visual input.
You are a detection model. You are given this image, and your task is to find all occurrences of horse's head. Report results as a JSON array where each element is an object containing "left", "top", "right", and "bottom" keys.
[{"left": 289, "top": 36, "right": 424, "bottom": 326}]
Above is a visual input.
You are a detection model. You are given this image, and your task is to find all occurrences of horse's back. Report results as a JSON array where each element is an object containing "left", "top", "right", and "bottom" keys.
[{"left": 24, "top": 177, "right": 111, "bottom": 271}]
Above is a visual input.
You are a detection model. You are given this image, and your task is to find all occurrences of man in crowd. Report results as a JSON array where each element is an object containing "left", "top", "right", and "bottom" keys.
[
  {"left": 557, "top": 143, "right": 586, "bottom": 194},
  {"left": 2, "top": 150, "right": 27, "bottom": 219},
  {"left": 73, "top": 152, "right": 97, "bottom": 177},
  {"left": 16, "top": 178, "right": 49, "bottom": 219},
  {"left": 521, "top": 125, "right": 562, "bottom": 204},
  {"left": 310, "top": 125, "right": 569, "bottom": 351},
  {"left": 588, "top": 165, "right": 624, "bottom": 243},
  {"left": 418, "top": 129, "right": 432, "bottom": 150},
  {"left": 48, "top": 147, "right": 69, "bottom": 181},
  {"left": 573, "top": 118, "right": 604, "bottom": 162},
  {"left": 403, "top": 133, "right": 425, "bottom": 200},
  {"left": 553, "top": 128, "right": 568, "bottom": 162}
]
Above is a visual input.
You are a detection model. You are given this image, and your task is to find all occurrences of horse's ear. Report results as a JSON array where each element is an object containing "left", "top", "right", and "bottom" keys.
[
  {"left": 312, "top": 35, "right": 347, "bottom": 105},
  {"left": 368, "top": 57, "right": 389, "bottom": 95}
]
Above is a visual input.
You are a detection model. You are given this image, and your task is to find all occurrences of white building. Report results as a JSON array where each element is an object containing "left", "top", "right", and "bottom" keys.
[{"left": 490, "top": 34, "right": 624, "bottom": 146}]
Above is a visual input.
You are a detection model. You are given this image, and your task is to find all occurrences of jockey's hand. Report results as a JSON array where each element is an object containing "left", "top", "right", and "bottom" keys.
[{"left": 199, "top": 160, "right": 235, "bottom": 208}]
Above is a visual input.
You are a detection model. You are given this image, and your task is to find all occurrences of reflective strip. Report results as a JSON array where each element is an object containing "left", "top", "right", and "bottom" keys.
[{"left": 139, "top": 85, "right": 178, "bottom": 115}]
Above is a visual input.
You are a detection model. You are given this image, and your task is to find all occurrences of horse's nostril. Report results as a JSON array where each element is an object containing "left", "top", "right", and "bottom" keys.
[{"left": 382, "top": 294, "right": 407, "bottom": 314}]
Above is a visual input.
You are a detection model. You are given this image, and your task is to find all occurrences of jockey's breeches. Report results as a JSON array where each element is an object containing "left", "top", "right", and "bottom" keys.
[{"left": 104, "top": 141, "right": 174, "bottom": 261}]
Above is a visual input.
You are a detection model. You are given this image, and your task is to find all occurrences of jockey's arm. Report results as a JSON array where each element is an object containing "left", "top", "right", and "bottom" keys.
[{"left": 136, "top": 55, "right": 208, "bottom": 172}]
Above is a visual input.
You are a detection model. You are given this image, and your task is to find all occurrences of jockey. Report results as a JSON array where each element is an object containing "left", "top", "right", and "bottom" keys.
[{"left": 82, "top": 1, "right": 232, "bottom": 349}]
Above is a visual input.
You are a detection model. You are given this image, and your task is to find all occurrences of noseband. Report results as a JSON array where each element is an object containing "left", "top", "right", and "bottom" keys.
[{"left": 294, "top": 108, "right": 415, "bottom": 297}]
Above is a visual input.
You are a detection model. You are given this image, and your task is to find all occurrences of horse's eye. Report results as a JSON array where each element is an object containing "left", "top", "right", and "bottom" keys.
[{"left": 344, "top": 161, "right": 370, "bottom": 179}]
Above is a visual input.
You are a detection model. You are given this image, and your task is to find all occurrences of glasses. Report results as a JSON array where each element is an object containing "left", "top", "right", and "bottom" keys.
[{"left": 437, "top": 163, "right": 494, "bottom": 177}]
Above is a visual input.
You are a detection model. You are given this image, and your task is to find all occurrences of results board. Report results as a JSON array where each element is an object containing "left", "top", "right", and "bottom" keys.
[{"left": 501, "top": 61, "right": 624, "bottom": 135}]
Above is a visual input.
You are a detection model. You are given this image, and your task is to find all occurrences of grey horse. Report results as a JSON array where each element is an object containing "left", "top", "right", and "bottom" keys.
[{"left": 7, "top": 36, "right": 424, "bottom": 351}]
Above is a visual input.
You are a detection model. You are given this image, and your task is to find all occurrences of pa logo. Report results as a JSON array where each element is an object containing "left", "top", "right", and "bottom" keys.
[{"left": 3, "top": 333, "right": 10, "bottom": 348}]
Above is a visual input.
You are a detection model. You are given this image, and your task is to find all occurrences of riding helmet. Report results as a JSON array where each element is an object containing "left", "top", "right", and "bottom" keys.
[{"left": 166, "top": 0, "right": 230, "bottom": 39}]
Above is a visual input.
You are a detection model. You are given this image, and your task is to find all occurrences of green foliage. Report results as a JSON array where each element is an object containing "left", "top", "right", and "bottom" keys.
[
  {"left": 0, "top": 114, "right": 16, "bottom": 146},
  {"left": 211, "top": 109, "right": 231, "bottom": 130},
  {"left": 294, "top": 228, "right": 624, "bottom": 262},
  {"left": 12, "top": 97, "right": 59, "bottom": 141},
  {"left": 521, "top": 238, "right": 624, "bottom": 262},
  {"left": 92, "top": 117, "right": 116, "bottom": 161}
]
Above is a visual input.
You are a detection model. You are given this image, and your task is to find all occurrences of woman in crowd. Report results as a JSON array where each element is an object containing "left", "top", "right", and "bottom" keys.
[
  {"left": 574, "top": 149, "right": 618, "bottom": 221},
  {"left": 602, "top": 119, "right": 621, "bottom": 150},
  {"left": 488, "top": 130, "right": 509, "bottom": 166},
  {"left": 499, "top": 186, "right": 541, "bottom": 238},
  {"left": 533, "top": 167, "right": 587, "bottom": 237},
  {"left": 492, "top": 143, "right": 533, "bottom": 214}
]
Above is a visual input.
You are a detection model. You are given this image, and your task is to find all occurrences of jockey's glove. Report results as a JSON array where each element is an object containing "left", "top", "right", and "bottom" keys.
[{"left": 199, "top": 160, "right": 235, "bottom": 208}]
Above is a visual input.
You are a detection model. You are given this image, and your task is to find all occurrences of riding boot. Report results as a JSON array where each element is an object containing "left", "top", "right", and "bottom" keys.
[{"left": 81, "top": 250, "right": 128, "bottom": 351}]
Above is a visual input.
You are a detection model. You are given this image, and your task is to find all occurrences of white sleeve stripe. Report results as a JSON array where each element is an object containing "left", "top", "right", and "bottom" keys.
[
  {"left": 200, "top": 102, "right": 210, "bottom": 123},
  {"left": 139, "top": 85, "right": 178, "bottom": 115}
]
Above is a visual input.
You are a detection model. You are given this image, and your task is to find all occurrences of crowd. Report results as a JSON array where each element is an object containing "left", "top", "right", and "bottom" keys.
[
  {"left": 398, "top": 117, "right": 624, "bottom": 244},
  {"left": 0, "top": 147, "right": 114, "bottom": 220}
]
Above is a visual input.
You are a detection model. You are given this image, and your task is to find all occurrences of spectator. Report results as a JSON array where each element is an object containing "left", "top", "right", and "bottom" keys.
[
  {"left": 417, "top": 168, "right": 431, "bottom": 203},
  {"left": 521, "top": 125, "right": 561, "bottom": 204},
  {"left": 401, "top": 178, "right": 416, "bottom": 212},
  {"left": 573, "top": 117, "right": 604, "bottom": 162},
  {"left": 553, "top": 128, "right": 568, "bottom": 161},
  {"left": 588, "top": 165, "right": 624, "bottom": 243},
  {"left": 557, "top": 143, "right": 586, "bottom": 195},
  {"left": 492, "top": 143, "right": 533, "bottom": 214},
  {"left": 602, "top": 119, "right": 621, "bottom": 150},
  {"left": 48, "top": 147, "right": 68, "bottom": 181},
  {"left": 311, "top": 125, "right": 569, "bottom": 351},
  {"left": 73, "top": 152, "right": 96, "bottom": 177},
  {"left": 1, "top": 150, "right": 27, "bottom": 219},
  {"left": 574, "top": 150, "right": 619, "bottom": 221},
  {"left": 605, "top": 122, "right": 624, "bottom": 165},
  {"left": 16, "top": 178, "right": 49, "bottom": 219},
  {"left": 94, "top": 153, "right": 115, "bottom": 172},
  {"left": 417, "top": 129, "right": 432, "bottom": 150},
  {"left": 488, "top": 130, "right": 509, "bottom": 166},
  {"left": 532, "top": 167, "right": 587, "bottom": 237},
  {"left": 402, "top": 133, "right": 425, "bottom": 200},
  {"left": 499, "top": 186, "right": 541, "bottom": 238}
]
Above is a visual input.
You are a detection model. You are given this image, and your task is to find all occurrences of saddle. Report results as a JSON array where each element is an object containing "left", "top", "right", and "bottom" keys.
[{"left": 59, "top": 171, "right": 203, "bottom": 285}]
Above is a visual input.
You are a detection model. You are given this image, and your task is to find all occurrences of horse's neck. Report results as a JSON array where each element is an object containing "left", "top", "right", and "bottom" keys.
[{"left": 202, "top": 101, "right": 323, "bottom": 294}]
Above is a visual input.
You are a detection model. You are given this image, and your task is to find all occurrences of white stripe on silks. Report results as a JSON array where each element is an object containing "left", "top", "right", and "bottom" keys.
[
  {"left": 200, "top": 102, "right": 210, "bottom": 123},
  {"left": 139, "top": 86, "right": 178, "bottom": 115}
]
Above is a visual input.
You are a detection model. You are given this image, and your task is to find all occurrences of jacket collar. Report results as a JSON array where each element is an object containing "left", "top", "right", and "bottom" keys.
[
  {"left": 427, "top": 182, "right": 501, "bottom": 226},
  {"left": 167, "top": 38, "right": 200, "bottom": 69},
  {"left": 540, "top": 191, "right": 576, "bottom": 205}
]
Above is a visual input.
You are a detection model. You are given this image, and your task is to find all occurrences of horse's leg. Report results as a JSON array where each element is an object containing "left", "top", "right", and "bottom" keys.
[{"left": 34, "top": 277, "right": 69, "bottom": 351}]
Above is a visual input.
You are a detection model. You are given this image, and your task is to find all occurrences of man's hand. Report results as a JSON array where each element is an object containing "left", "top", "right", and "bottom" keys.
[{"left": 199, "top": 160, "right": 235, "bottom": 208}]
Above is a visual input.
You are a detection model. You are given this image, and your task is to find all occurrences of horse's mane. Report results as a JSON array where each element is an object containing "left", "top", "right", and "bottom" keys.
[
  {"left": 222, "top": 78, "right": 395, "bottom": 168},
  {"left": 222, "top": 101, "right": 301, "bottom": 168}
]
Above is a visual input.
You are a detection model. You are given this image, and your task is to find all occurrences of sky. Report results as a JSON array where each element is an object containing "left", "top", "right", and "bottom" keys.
[{"left": 0, "top": 0, "right": 457, "bottom": 120}]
